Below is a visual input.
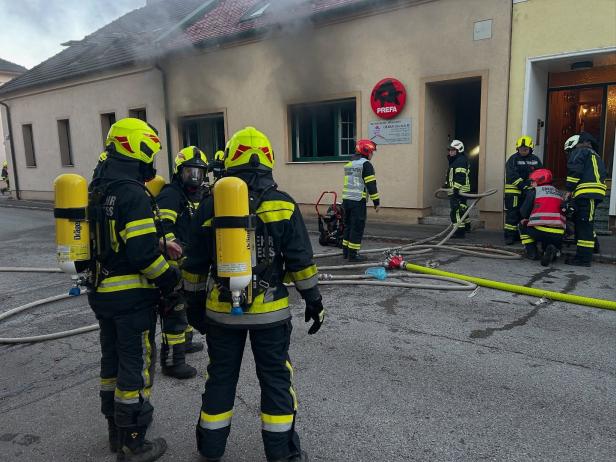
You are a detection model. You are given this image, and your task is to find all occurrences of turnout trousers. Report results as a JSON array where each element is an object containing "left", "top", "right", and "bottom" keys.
[
  {"left": 573, "top": 197, "right": 598, "bottom": 263},
  {"left": 342, "top": 199, "right": 367, "bottom": 253},
  {"left": 449, "top": 196, "right": 469, "bottom": 228},
  {"left": 504, "top": 191, "right": 526, "bottom": 237},
  {"left": 97, "top": 307, "right": 157, "bottom": 430},
  {"left": 519, "top": 224, "right": 563, "bottom": 253},
  {"left": 196, "top": 320, "right": 300, "bottom": 461},
  {"left": 161, "top": 302, "right": 190, "bottom": 367}
]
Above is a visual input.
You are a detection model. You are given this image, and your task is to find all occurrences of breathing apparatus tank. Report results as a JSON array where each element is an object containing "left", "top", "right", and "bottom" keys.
[
  {"left": 54, "top": 174, "right": 90, "bottom": 275},
  {"left": 145, "top": 174, "right": 166, "bottom": 197},
  {"left": 213, "top": 176, "right": 255, "bottom": 315}
]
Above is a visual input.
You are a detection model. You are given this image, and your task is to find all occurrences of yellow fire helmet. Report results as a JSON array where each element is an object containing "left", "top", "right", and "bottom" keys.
[
  {"left": 516, "top": 135, "right": 534, "bottom": 150},
  {"left": 214, "top": 150, "right": 225, "bottom": 162},
  {"left": 174, "top": 146, "right": 208, "bottom": 174},
  {"left": 2, "top": 161, "right": 7, "bottom": 167},
  {"left": 105, "top": 117, "right": 161, "bottom": 164},
  {"left": 224, "top": 127, "right": 274, "bottom": 172}
]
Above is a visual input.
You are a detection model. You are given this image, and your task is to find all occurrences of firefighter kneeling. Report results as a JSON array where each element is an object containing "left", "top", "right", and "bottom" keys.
[
  {"left": 182, "top": 127, "right": 324, "bottom": 462},
  {"left": 518, "top": 168, "right": 565, "bottom": 266}
]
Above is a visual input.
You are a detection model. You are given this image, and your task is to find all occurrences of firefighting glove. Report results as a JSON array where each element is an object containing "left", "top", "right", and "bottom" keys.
[{"left": 305, "top": 297, "right": 325, "bottom": 335}]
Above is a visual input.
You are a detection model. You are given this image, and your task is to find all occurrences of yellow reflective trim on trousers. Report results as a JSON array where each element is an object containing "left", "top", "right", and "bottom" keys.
[
  {"left": 342, "top": 240, "right": 349, "bottom": 247},
  {"left": 97, "top": 274, "right": 156, "bottom": 292},
  {"left": 535, "top": 225, "right": 564, "bottom": 235},
  {"left": 261, "top": 413, "right": 294, "bottom": 432},
  {"left": 290, "top": 265, "right": 317, "bottom": 282},
  {"left": 159, "top": 209, "right": 177, "bottom": 223},
  {"left": 285, "top": 360, "right": 298, "bottom": 410},
  {"left": 206, "top": 287, "right": 289, "bottom": 314},
  {"left": 347, "top": 242, "right": 361, "bottom": 250},
  {"left": 142, "top": 329, "right": 152, "bottom": 389},
  {"left": 521, "top": 238, "right": 535, "bottom": 244},
  {"left": 115, "top": 389, "right": 140, "bottom": 404},
  {"left": 141, "top": 255, "right": 169, "bottom": 279},
  {"left": 162, "top": 332, "right": 185, "bottom": 346},
  {"left": 504, "top": 224, "right": 518, "bottom": 231},
  {"left": 199, "top": 410, "right": 233, "bottom": 430},
  {"left": 577, "top": 240, "right": 595, "bottom": 248},
  {"left": 100, "top": 377, "right": 117, "bottom": 392},
  {"left": 364, "top": 175, "right": 376, "bottom": 183}
]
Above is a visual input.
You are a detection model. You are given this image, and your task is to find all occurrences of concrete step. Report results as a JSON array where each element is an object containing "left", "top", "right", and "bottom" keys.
[{"left": 431, "top": 206, "right": 481, "bottom": 218}]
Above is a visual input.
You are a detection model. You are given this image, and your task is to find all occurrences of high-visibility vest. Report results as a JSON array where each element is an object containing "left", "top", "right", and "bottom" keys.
[
  {"left": 342, "top": 158, "right": 368, "bottom": 201},
  {"left": 529, "top": 185, "right": 565, "bottom": 229}
]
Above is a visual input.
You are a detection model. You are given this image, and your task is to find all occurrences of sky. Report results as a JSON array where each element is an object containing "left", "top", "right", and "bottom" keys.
[{"left": 0, "top": 0, "right": 146, "bottom": 69}]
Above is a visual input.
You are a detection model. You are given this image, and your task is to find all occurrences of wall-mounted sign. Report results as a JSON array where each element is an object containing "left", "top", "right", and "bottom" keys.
[
  {"left": 370, "top": 78, "right": 407, "bottom": 119},
  {"left": 368, "top": 118, "right": 411, "bottom": 145}
]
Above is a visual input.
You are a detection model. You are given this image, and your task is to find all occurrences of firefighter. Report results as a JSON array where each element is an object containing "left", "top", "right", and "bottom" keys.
[
  {"left": 518, "top": 168, "right": 565, "bottom": 266},
  {"left": 1, "top": 160, "right": 9, "bottom": 194},
  {"left": 155, "top": 146, "right": 208, "bottom": 379},
  {"left": 445, "top": 140, "right": 471, "bottom": 238},
  {"left": 183, "top": 127, "right": 323, "bottom": 462},
  {"left": 563, "top": 132, "right": 607, "bottom": 267},
  {"left": 210, "top": 149, "right": 226, "bottom": 181},
  {"left": 88, "top": 118, "right": 180, "bottom": 461},
  {"left": 504, "top": 135, "right": 542, "bottom": 245},
  {"left": 341, "top": 139, "right": 380, "bottom": 261}
]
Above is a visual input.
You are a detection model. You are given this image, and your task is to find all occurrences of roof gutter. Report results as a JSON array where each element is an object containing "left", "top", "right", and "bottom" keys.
[{"left": 0, "top": 100, "right": 20, "bottom": 200}]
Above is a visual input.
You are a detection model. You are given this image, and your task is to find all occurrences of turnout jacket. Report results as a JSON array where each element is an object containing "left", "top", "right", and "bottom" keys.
[
  {"left": 505, "top": 152, "right": 542, "bottom": 195},
  {"left": 520, "top": 185, "right": 565, "bottom": 229},
  {"left": 156, "top": 179, "right": 201, "bottom": 247},
  {"left": 87, "top": 156, "right": 179, "bottom": 314},
  {"left": 342, "top": 157, "right": 380, "bottom": 206},
  {"left": 566, "top": 147, "right": 607, "bottom": 199},
  {"left": 182, "top": 172, "right": 320, "bottom": 329},
  {"left": 445, "top": 152, "right": 470, "bottom": 196}
]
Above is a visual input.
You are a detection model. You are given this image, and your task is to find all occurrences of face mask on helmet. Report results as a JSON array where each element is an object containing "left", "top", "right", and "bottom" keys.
[{"left": 180, "top": 166, "right": 205, "bottom": 188}]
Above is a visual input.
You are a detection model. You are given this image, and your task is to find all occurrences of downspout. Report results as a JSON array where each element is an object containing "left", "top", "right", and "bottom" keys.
[
  {"left": 0, "top": 101, "right": 20, "bottom": 199},
  {"left": 154, "top": 63, "right": 173, "bottom": 179}
]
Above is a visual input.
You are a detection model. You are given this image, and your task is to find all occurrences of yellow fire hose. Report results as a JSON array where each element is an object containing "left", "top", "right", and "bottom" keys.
[{"left": 389, "top": 257, "right": 616, "bottom": 311}]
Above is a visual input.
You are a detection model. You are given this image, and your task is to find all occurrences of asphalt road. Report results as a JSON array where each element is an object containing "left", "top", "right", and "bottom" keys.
[{"left": 0, "top": 208, "right": 615, "bottom": 462}]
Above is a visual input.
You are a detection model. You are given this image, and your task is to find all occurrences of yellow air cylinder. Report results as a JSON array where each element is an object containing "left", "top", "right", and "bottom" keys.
[
  {"left": 213, "top": 177, "right": 252, "bottom": 314},
  {"left": 145, "top": 175, "right": 166, "bottom": 197},
  {"left": 54, "top": 174, "right": 90, "bottom": 274}
]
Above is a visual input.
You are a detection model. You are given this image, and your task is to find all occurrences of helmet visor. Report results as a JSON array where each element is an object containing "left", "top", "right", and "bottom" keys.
[{"left": 180, "top": 166, "right": 206, "bottom": 187}]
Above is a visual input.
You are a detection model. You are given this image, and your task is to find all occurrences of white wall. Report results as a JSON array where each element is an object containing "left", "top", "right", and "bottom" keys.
[{"left": 3, "top": 68, "right": 167, "bottom": 200}]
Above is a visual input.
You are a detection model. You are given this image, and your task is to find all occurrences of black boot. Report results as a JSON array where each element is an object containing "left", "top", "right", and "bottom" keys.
[
  {"left": 540, "top": 244, "right": 557, "bottom": 267},
  {"left": 161, "top": 342, "right": 198, "bottom": 379},
  {"left": 348, "top": 250, "right": 367, "bottom": 262},
  {"left": 107, "top": 417, "right": 120, "bottom": 453},
  {"left": 451, "top": 228, "right": 465, "bottom": 239},
  {"left": 565, "top": 256, "right": 591, "bottom": 267},
  {"left": 342, "top": 247, "right": 349, "bottom": 259},
  {"left": 117, "top": 427, "right": 167, "bottom": 462},
  {"left": 269, "top": 450, "right": 309, "bottom": 462},
  {"left": 504, "top": 234, "right": 517, "bottom": 245},
  {"left": 594, "top": 238, "right": 601, "bottom": 254},
  {"left": 184, "top": 330, "right": 204, "bottom": 354},
  {"left": 525, "top": 244, "right": 539, "bottom": 261}
]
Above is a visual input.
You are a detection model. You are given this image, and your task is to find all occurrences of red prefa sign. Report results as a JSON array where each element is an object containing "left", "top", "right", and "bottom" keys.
[{"left": 370, "top": 78, "right": 407, "bottom": 119}]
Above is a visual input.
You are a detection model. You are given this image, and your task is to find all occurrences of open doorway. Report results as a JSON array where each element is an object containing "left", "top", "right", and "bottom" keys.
[
  {"left": 179, "top": 112, "right": 226, "bottom": 161},
  {"left": 423, "top": 77, "right": 482, "bottom": 212}
]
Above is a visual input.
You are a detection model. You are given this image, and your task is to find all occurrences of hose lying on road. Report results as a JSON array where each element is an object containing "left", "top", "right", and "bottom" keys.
[
  {"left": 0, "top": 291, "right": 99, "bottom": 344},
  {"left": 387, "top": 256, "right": 616, "bottom": 311},
  {"left": 0, "top": 267, "right": 63, "bottom": 273}
]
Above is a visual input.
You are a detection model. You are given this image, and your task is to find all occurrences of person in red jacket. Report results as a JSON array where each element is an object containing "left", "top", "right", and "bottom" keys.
[{"left": 518, "top": 168, "right": 565, "bottom": 266}]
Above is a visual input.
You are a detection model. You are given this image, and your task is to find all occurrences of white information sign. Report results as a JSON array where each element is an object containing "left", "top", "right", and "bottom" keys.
[{"left": 368, "top": 118, "right": 411, "bottom": 145}]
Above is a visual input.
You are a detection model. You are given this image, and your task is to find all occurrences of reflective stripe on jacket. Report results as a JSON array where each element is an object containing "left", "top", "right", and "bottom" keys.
[{"left": 528, "top": 185, "right": 565, "bottom": 229}]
